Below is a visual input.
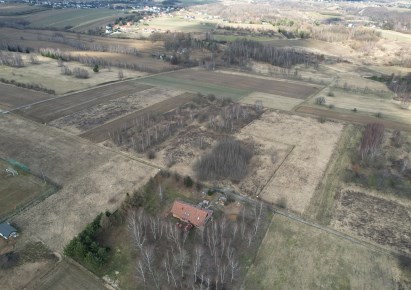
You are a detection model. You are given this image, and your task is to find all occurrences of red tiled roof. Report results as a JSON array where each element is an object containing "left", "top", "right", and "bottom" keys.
[{"left": 171, "top": 200, "right": 212, "bottom": 227}]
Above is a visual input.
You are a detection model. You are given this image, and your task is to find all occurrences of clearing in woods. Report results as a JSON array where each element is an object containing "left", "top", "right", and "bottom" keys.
[
  {"left": 0, "top": 159, "right": 56, "bottom": 221},
  {"left": 245, "top": 214, "right": 406, "bottom": 289},
  {"left": 16, "top": 82, "right": 153, "bottom": 123},
  {"left": 79, "top": 92, "right": 195, "bottom": 143}
]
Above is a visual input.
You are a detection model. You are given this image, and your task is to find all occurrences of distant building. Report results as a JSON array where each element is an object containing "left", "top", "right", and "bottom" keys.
[
  {"left": 170, "top": 200, "right": 212, "bottom": 228},
  {"left": 0, "top": 223, "right": 18, "bottom": 240}
]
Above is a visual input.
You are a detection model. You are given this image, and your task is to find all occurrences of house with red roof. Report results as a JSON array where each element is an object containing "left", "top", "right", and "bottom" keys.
[{"left": 170, "top": 200, "right": 213, "bottom": 228}]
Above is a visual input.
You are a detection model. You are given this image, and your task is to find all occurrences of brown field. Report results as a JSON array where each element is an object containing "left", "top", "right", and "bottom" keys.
[
  {"left": 0, "top": 159, "right": 55, "bottom": 220},
  {"left": 17, "top": 82, "right": 152, "bottom": 123},
  {"left": 0, "top": 83, "right": 50, "bottom": 110},
  {"left": 296, "top": 105, "right": 411, "bottom": 132},
  {"left": 246, "top": 214, "right": 407, "bottom": 289},
  {"left": 240, "top": 111, "right": 344, "bottom": 213},
  {"left": 79, "top": 92, "right": 194, "bottom": 143},
  {"left": 0, "top": 114, "right": 157, "bottom": 251},
  {"left": 34, "top": 259, "right": 106, "bottom": 290},
  {"left": 333, "top": 190, "right": 411, "bottom": 255},
  {"left": 49, "top": 87, "right": 187, "bottom": 134},
  {"left": 167, "top": 69, "right": 321, "bottom": 99}
]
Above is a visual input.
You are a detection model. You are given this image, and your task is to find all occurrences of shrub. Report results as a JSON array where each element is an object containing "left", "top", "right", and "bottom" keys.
[
  {"left": 352, "top": 108, "right": 357, "bottom": 112},
  {"left": 183, "top": 176, "right": 194, "bottom": 187},
  {"left": 194, "top": 138, "right": 252, "bottom": 181},
  {"left": 376, "top": 112, "right": 383, "bottom": 118},
  {"left": 147, "top": 150, "right": 156, "bottom": 159},
  {"left": 93, "top": 64, "right": 99, "bottom": 73},
  {"left": 315, "top": 96, "right": 326, "bottom": 105},
  {"left": 277, "top": 197, "right": 287, "bottom": 209},
  {"left": 73, "top": 67, "right": 89, "bottom": 79},
  {"left": 327, "top": 91, "right": 335, "bottom": 97},
  {"left": 207, "top": 94, "right": 216, "bottom": 102},
  {"left": 328, "top": 104, "right": 335, "bottom": 109},
  {"left": 319, "top": 116, "right": 326, "bottom": 123},
  {"left": 61, "top": 65, "right": 72, "bottom": 75}
]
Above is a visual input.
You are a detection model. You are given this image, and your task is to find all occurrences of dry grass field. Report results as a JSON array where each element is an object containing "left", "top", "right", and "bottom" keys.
[
  {"left": 0, "top": 83, "right": 50, "bottom": 110},
  {"left": 240, "top": 111, "right": 344, "bottom": 213},
  {"left": 0, "top": 54, "right": 148, "bottom": 95},
  {"left": 80, "top": 92, "right": 194, "bottom": 142},
  {"left": 0, "top": 114, "right": 157, "bottom": 251},
  {"left": 17, "top": 82, "right": 152, "bottom": 123},
  {"left": 245, "top": 215, "right": 408, "bottom": 290},
  {"left": 50, "top": 87, "right": 187, "bottom": 134},
  {"left": 296, "top": 106, "right": 411, "bottom": 132},
  {"left": 0, "top": 159, "right": 55, "bottom": 221},
  {"left": 333, "top": 190, "right": 411, "bottom": 255},
  {"left": 241, "top": 91, "right": 304, "bottom": 111}
]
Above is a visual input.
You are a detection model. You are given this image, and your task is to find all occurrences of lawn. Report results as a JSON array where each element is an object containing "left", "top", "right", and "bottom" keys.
[
  {"left": 245, "top": 214, "right": 405, "bottom": 290},
  {"left": 0, "top": 159, "right": 57, "bottom": 221}
]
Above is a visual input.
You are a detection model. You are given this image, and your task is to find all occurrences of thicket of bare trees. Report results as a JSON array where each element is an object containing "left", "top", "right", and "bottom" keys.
[
  {"left": 194, "top": 138, "right": 253, "bottom": 181},
  {"left": 389, "top": 74, "right": 411, "bottom": 109},
  {"left": 223, "top": 39, "right": 320, "bottom": 68},
  {"left": 128, "top": 202, "right": 266, "bottom": 290},
  {"left": 0, "top": 51, "right": 24, "bottom": 67},
  {"left": 359, "top": 123, "right": 385, "bottom": 161}
]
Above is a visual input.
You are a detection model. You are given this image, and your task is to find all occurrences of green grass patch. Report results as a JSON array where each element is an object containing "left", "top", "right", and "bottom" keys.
[{"left": 138, "top": 75, "right": 250, "bottom": 100}]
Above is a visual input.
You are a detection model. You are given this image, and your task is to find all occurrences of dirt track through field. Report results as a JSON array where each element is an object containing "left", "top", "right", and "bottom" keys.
[
  {"left": 297, "top": 105, "right": 411, "bottom": 132},
  {"left": 167, "top": 70, "right": 320, "bottom": 99},
  {"left": 16, "top": 82, "right": 152, "bottom": 123},
  {"left": 80, "top": 92, "right": 194, "bottom": 143},
  {"left": 0, "top": 83, "right": 51, "bottom": 110}
]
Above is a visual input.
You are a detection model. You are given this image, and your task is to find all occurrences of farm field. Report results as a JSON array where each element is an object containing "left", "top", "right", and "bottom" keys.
[
  {"left": 245, "top": 214, "right": 408, "bottom": 290},
  {"left": 0, "top": 3, "right": 49, "bottom": 16},
  {"left": 80, "top": 92, "right": 194, "bottom": 142},
  {"left": 240, "top": 111, "right": 344, "bottom": 213},
  {"left": 0, "top": 55, "right": 148, "bottom": 95},
  {"left": 0, "top": 9, "right": 124, "bottom": 32},
  {"left": 0, "top": 159, "right": 56, "bottom": 221},
  {"left": 17, "top": 82, "right": 152, "bottom": 123},
  {"left": 0, "top": 83, "right": 50, "bottom": 110},
  {"left": 143, "top": 15, "right": 216, "bottom": 33},
  {"left": 50, "top": 87, "right": 187, "bottom": 134},
  {"left": 241, "top": 91, "right": 304, "bottom": 111},
  {"left": 34, "top": 259, "right": 106, "bottom": 290},
  {"left": 0, "top": 28, "right": 164, "bottom": 53},
  {"left": 0, "top": 114, "right": 158, "bottom": 251},
  {"left": 296, "top": 105, "right": 411, "bottom": 132},
  {"left": 138, "top": 69, "right": 321, "bottom": 100}
]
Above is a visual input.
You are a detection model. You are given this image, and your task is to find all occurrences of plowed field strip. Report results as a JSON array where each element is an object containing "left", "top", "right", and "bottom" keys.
[
  {"left": 17, "top": 82, "right": 152, "bottom": 123},
  {"left": 79, "top": 92, "right": 194, "bottom": 143},
  {"left": 0, "top": 83, "right": 51, "bottom": 110}
]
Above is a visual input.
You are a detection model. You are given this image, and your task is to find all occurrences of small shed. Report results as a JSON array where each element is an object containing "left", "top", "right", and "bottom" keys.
[{"left": 0, "top": 223, "right": 18, "bottom": 240}]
